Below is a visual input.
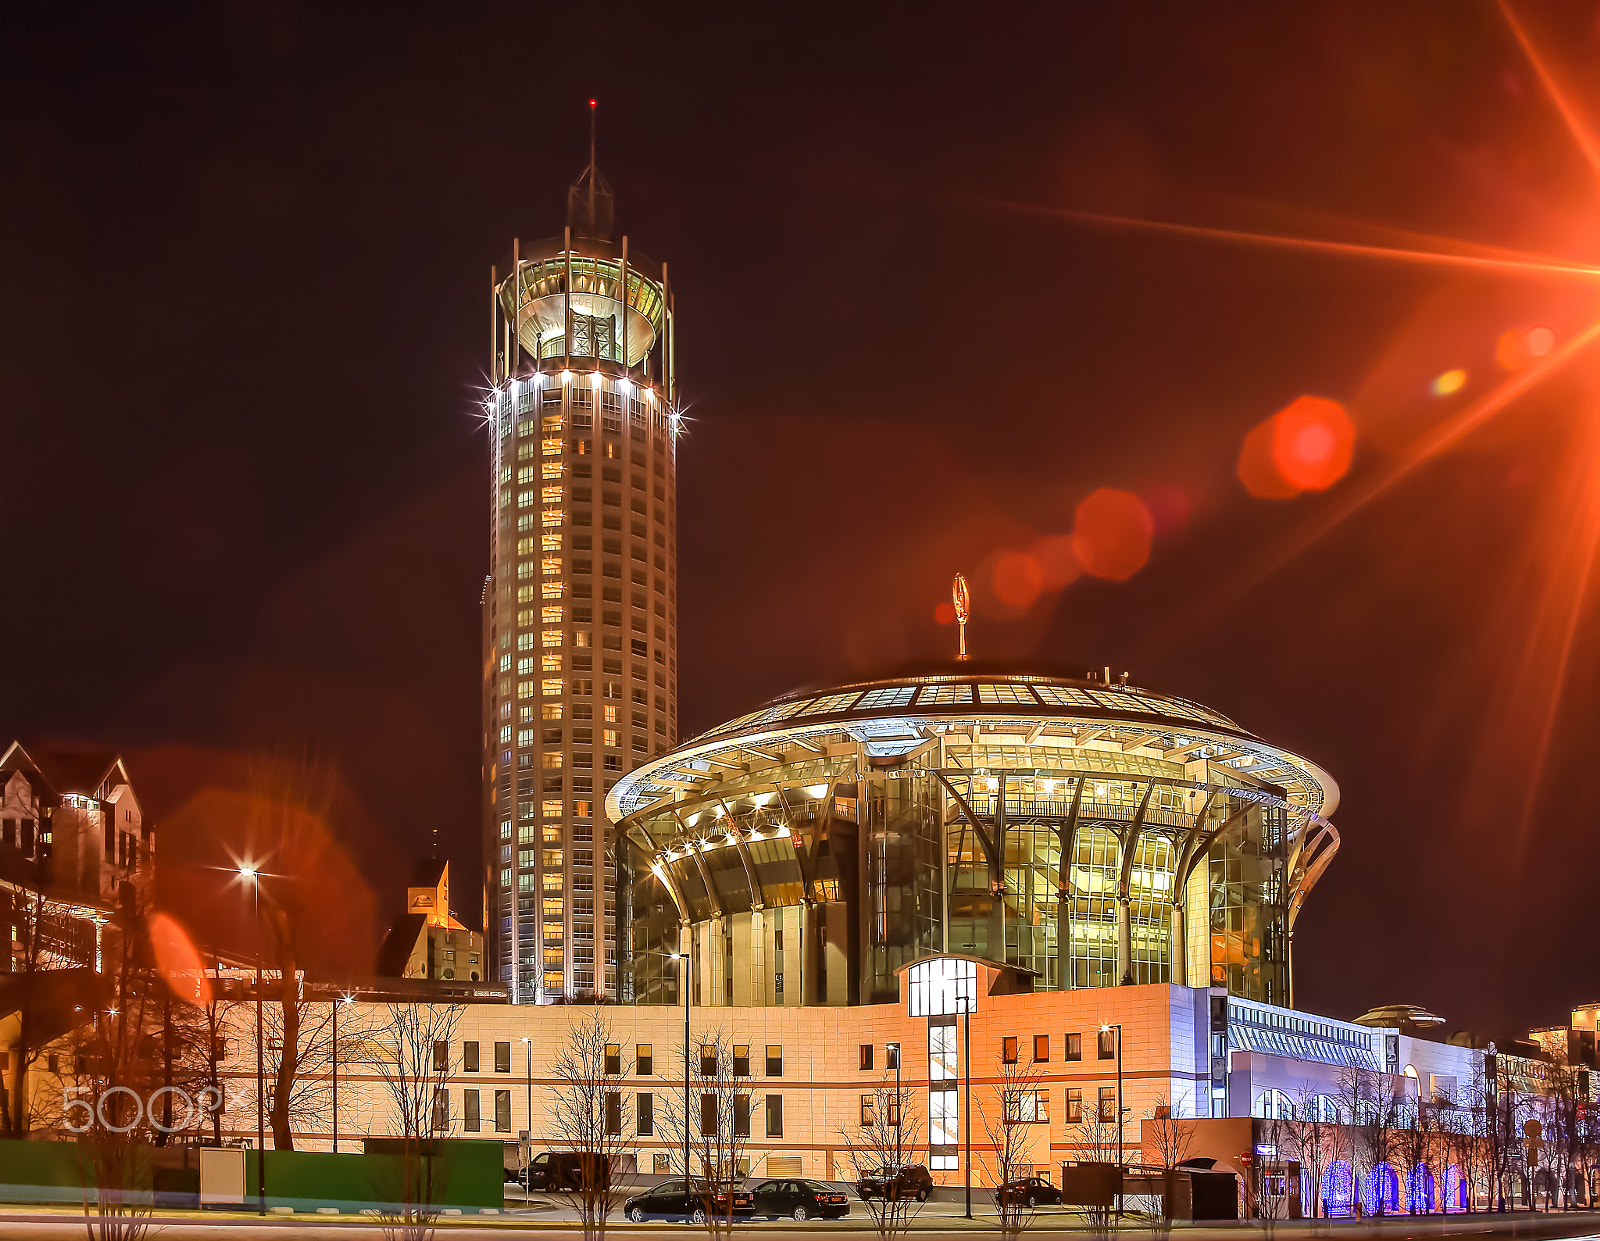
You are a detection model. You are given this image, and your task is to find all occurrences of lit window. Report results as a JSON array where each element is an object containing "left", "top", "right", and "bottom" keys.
[
  {"left": 541, "top": 486, "right": 564, "bottom": 505},
  {"left": 603, "top": 704, "right": 619, "bottom": 723},
  {"left": 542, "top": 438, "right": 562, "bottom": 457},
  {"left": 516, "top": 465, "right": 536, "bottom": 484},
  {"left": 517, "top": 680, "right": 535, "bottom": 699},
  {"left": 572, "top": 800, "right": 592, "bottom": 819},
  {"left": 542, "top": 558, "right": 563, "bottom": 576},
  {"left": 518, "top": 490, "right": 537, "bottom": 509},
  {"left": 542, "top": 462, "right": 562, "bottom": 480},
  {"left": 542, "top": 800, "right": 562, "bottom": 817},
  {"left": 542, "top": 704, "right": 563, "bottom": 720},
  {"left": 603, "top": 729, "right": 618, "bottom": 748},
  {"left": 542, "top": 654, "right": 563, "bottom": 672},
  {"left": 541, "top": 533, "right": 562, "bottom": 552},
  {"left": 541, "top": 679, "right": 563, "bottom": 697},
  {"left": 543, "top": 583, "right": 562, "bottom": 598},
  {"left": 542, "top": 630, "right": 562, "bottom": 648},
  {"left": 542, "top": 509, "right": 563, "bottom": 527}
]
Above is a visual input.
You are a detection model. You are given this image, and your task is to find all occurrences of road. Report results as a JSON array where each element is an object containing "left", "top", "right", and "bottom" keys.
[{"left": 2, "top": 1202, "right": 1600, "bottom": 1240}]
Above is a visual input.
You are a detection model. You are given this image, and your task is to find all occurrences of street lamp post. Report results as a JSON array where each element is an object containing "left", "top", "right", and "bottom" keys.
[
  {"left": 332, "top": 993, "right": 354, "bottom": 1153},
  {"left": 964, "top": 1002, "right": 973, "bottom": 1220},
  {"left": 643, "top": 946, "right": 692, "bottom": 1180},
  {"left": 1102, "top": 1023, "right": 1124, "bottom": 1215},
  {"left": 240, "top": 865, "right": 265, "bottom": 1216},
  {"left": 520, "top": 1036, "right": 532, "bottom": 1189}
]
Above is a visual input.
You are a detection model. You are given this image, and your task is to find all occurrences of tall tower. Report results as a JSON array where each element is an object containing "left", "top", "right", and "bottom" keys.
[{"left": 482, "top": 135, "right": 679, "bottom": 1003}]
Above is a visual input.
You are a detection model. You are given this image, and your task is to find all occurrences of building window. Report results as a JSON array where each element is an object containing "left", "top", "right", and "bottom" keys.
[
  {"left": 495, "top": 1089, "right": 511, "bottom": 1133},
  {"left": 733, "top": 1045, "right": 751, "bottom": 1077},
  {"left": 859, "top": 1044, "right": 874, "bottom": 1072},
  {"left": 1065, "top": 1033, "right": 1082, "bottom": 1062},
  {"left": 463, "top": 1041, "right": 480, "bottom": 1073},
  {"left": 605, "top": 1043, "right": 621, "bottom": 1075},
  {"left": 766, "top": 1045, "right": 783, "bottom": 1077},
  {"left": 1002, "top": 1037, "right": 1019, "bottom": 1065},
  {"left": 494, "top": 1041, "right": 511, "bottom": 1073},
  {"left": 1034, "top": 1034, "right": 1049, "bottom": 1063},
  {"left": 464, "top": 1089, "right": 481, "bottom": 1132},
  {"left": 1065, "top": 1088, "right": 1083, "bottom": 1123},
  {"left": 431, "top": 1040, "right": 448, "bottom": 1073},
  {"left": 637, "top": 1044, "right": 653, "bottom": 1076},
  {"left": 1098, "top": 1086, "right": 1116, "bottom": 1122},
  {"left": 765, "top": 1094, "right": 783, "bottom": 1138},
  {"left": 637, "top": 1092, "right": 654, "bottom": 1136},
  {"left": 733, "top": 1093, "right": 751, "bottom": 1138},
  {"left": 432, "top": 1088, "right": 449, "bottom": 1132},
  {"left": 1098, "top": 1029, "right": 1116, "bottom": 1060},
  {"left": 700, "top": 1093, "right": 716, "bottom": 1136},
  {"left": 860, "top": 1095, "right": 874, "bottom": 1128},
  {"left": 605, "top": 1091, "right": 622, "bottom": 1136},
  {"left": 700, "top": 1045, "right": 717, "bottom": 1077}
]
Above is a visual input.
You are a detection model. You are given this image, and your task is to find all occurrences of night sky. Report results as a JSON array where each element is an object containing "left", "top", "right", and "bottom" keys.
[{"left": 6, "top": 3, "right": 1600, "bottom": 1036}]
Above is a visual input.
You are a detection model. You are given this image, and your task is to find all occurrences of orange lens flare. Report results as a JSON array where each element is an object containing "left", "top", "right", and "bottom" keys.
[
  {"left": 933, "top": 601, "right": 956, "bottom": 626},
  {"left": 1274, "top": 397, "right": 1355, "bottom": 491},
  {"left": 1498, "top": 325, "right": 1557, "bottom": 369},
  {"left": 1072, "top": 488, "right": 1154, "bottom": 581},
  {"left": 1238, "top": 397, "right": 1354, "bottom": 496},
  {"left": 149, "top": 912, "right": 213, "bottom": 1005},
  {"left": 1029, "top": 533, "right": 1080, "bottom": 590},
  {"left": 992, "top": 551, "right": 1044, "bottom": 609},
  {"left": 1430, "top": 369, "right": 1468, "bottom": 396}
]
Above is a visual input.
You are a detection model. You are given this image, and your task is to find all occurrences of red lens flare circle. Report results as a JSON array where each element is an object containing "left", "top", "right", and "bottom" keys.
[{"left": 1072, "top": 488, "right": 1154, "bottom": 581}]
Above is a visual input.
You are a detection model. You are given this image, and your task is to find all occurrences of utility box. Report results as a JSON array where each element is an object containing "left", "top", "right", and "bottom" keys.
[{"left": 199, "top": 1147, "right": 247, "bottom": 1208}]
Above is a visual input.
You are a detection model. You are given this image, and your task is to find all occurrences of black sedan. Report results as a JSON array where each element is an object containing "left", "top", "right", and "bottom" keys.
[
  {"left": 750, "top": 1178, "right": 850, "bottom": 1221},
  {"left": 623, "top": 1178, "right": 755, "bottom": 1222},
  {"left": 996, "top": 1175, "right": 1063, "bottom": 1208}
]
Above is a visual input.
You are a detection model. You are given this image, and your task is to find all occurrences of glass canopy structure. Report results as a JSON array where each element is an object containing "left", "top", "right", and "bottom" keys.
[{"left": 609, "top": 662, "right": 1339, "bottom": 1010}]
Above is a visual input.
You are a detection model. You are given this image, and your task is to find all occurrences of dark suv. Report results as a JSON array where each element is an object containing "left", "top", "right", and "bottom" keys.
[
  {"left": 525, "top": 1151, "right": 611, "bottom": 1192},
  {"left": 855, "top": 1164, "right": 934, "bottom": 1202}
]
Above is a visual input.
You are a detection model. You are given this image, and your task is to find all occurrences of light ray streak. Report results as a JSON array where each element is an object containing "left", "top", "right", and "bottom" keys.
[
  {"left": 1218, "top": 316, "right": 1600, "bottom": 600},
  {"left": 1507, "top": 413, "right": 1600, "bottom": 852},
  {"left": 1500, "top": 0, "right": 1600, "bottom": 180},
  {"left": 983, "top": 196, "right": 1600, "bottom": 283}
]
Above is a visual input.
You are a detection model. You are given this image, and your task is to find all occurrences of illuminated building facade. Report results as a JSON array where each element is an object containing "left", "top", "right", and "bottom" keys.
[
  {"left": 610, "top": 661, "right": 1340, "bottom": 1011},
  {"left": 482, "top": 152, "right": 680, "bottom": 1003}
]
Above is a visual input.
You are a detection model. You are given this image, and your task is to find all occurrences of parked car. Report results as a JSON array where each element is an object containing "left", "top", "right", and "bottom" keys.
[
  {"left": 750, "top": 1178, "right": 851, "bottom": 1220},
  {"left": 623, "top": 1178, "right": 755, "bottom": 1222},
  {"left": 525, "top": 1151, "right": 611, "bottom": 1192},
  {"left": 996, "top": 1175, "right": 1063, "bottom": 1209},
  {"left": 855, "top": 1164, "right": 934, "bottom": 1202}
]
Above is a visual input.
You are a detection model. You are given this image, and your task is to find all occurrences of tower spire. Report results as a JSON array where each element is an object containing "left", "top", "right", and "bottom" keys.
[{"left": 567, "top": 100, "right": 614, "bottom": 240}]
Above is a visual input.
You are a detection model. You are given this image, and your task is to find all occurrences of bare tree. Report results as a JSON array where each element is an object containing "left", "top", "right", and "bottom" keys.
[
  {"left": 1280, "top": 1084, "right": 1331, "bottom": 1222},
  {"left": 1146, "top": 1091, "right": 1195, "bottom": 1171},
  {"left": 369, "top": 1002, "right": 464, "bottom": 1241},
  {"left": 1336, "top": 1063, "right": 1402, "bottom": 1216},
  {"left": 837, "top": 1073, "right": 926, "bottom": 1240},
  {"left": 69, "top": 889, "right": 161, "bottom": 1241},
  {"left": 0, "top": 883, "right": 93, "bottom": 1138},
  {"left": 546, "top": 1011, "right": 636, "bottom": 1241},
  {"left": 980, "top": 1055, "right": 1050, "bottom": 1234},
  {"left": 1066, "top": 1098, "right": 1121, "bottom": 1232},
  {"left": 655, "top": 1030, "right": 755, "bottom": 1240}
]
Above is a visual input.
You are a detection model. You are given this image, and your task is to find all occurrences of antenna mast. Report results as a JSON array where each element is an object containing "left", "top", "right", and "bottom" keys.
[{"left": 588, "top": 98, "right": 597, "bottom": 235}]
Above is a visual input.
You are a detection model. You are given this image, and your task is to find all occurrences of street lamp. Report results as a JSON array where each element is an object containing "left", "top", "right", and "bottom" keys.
[
  {"left": 643, "top": 946, "right": 691, "bottom": 1180},
  {"left": 332, "top": 992, "right": 355, "bottom": 1153},
  {"left": 239, "top": 864, "right": 265, "bottom": 1216},
  {"left": 1101, "top": 1023, "right": 1124, "bottom": 1214},
  {"left": 520, "top": 1036, "right": 532, "bottom": 1190}
]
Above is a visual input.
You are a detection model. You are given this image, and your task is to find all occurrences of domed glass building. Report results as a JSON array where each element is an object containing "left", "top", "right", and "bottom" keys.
[{"left": 608, "top": 661, "right": 1338, "bottom": 1010}]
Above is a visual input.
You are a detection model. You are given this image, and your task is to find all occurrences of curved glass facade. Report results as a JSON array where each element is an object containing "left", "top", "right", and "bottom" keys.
[{"left": 611, "top": 670, "right": 1337, "bottom": 1009}]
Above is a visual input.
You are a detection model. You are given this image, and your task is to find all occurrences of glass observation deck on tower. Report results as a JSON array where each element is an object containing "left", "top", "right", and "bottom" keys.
[
  {"left": 497, "top": 241, "right": 666, "bottom": 370},
  {"left": 608, "top": 661, "right": 1341, "bottom": 1011}
]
